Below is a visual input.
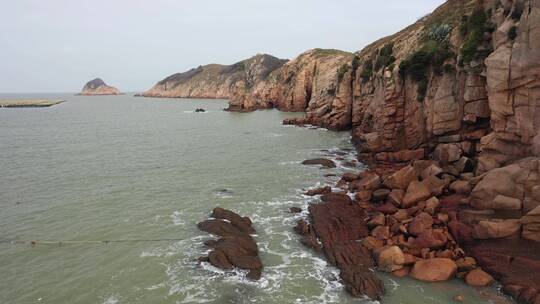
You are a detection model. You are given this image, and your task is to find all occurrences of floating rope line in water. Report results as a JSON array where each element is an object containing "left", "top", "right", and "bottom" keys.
[{"left": 0, "top": 238, "right": 186, "bottom": 246}]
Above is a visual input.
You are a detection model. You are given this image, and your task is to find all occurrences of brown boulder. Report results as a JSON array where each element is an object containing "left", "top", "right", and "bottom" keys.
[
  {"left": 410, "top": 258, "right": 458, "bottom": 282},
  {"left": 408, "top": 229, "right": 448, "bottom": 249},
  {"left": 305, "top": 186, "right": 332, "bottom": 196},
  {"left": 383, "top": 165, "right": 418, "bottom": 190},
  {"left": 372, "top": 188, "right": 391, "bottom": 202},
  {"left": 302, "top": 158, "right": 336, "bottom": 168},
  {"left": 371, "top": 225, "right": 391, "bottom": 240},
  {"left": 408, "top": 212, "right": 434, "bottom": 237},
  {"left": 466, "top": 268, "right": 494, "bottom": 287},
  {"left": 388, "top": 189, "right": 405, "bottom": 206},
  {"left": 522, "top": 206, "right": 540, "bottom": 242},
  {"left": 350, "top": 173, "right": 381, "bottom": 191},
  {"left": 402, "top": 181, "right": 431, "bottom": 208},
  {"left": 374, "top": 246, "right": 405, "bottom": 272}
]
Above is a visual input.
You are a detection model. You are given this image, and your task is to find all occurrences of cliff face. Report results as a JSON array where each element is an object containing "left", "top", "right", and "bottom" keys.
[
  {"left": 228, "top": 49, "right": 354, "bottom": 130},
  {"left": 141, "top": 54, "right": 286, "bottom": 99},
  {"left": 226, "top": 0, "right": 539, "bottom": 173},
  {"left": 80, "top": 78, "right": 121, "bottom": 95}
]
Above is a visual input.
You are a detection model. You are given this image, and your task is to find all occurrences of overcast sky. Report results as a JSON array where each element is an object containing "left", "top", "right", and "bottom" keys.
[{"left": 0, "top": 0, "right": 445, "bottom": 93}]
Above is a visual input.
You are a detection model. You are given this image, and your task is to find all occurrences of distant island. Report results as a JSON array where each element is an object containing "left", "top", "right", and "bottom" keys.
[
  {"left": 0, "top": 99, "right": 65, "bottom": 108},
  {"left": 79, "top": 78, "right": 122, "bottom": 96}
]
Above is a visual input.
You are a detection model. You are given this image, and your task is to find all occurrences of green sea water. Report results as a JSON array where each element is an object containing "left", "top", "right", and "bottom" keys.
[{"left": 0, "top": 94, "right": 513, "bottom": 304}]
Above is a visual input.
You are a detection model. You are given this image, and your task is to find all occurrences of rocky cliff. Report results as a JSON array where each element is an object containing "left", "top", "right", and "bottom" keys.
[
  {"left": 140, "top": 54, "right": 287, "bottom": 99},
  {"left": 79, "top": 78, "right": 121, "bottom": 95}
]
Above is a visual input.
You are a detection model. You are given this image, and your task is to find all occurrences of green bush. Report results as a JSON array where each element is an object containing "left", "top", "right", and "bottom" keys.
[
  {"left": 459, "top": 9, "right": 488, "bottom": 64},
  {"left": 352, "top": 55, "right": 361, "bottom": 72},
  {"left": 427, "top": 24, "right": 453, "bottom": 44},
  {"left": 361, "top": 59, "right": 374, "bottom": 83},
  {"left": 508, "top": 26, "right": 518, "bottom": 40},
  {"left": 375, "top": 43, "right": 395, "bottom": 70},
  {"left": 337, "top": 64, "right": 350, "bottom": 82}
]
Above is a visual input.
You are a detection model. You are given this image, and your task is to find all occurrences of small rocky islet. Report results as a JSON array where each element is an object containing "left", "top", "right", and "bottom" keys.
[
  {"left": 79, "top": 78, "right": 122, "bottom": 96},
  {"left": 140, "top": 0, "right": 540, "bottom": 302}
]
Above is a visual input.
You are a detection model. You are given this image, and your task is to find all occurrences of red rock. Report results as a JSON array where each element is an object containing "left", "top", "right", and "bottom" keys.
[
  {"left": 305, "top": 186, "right": 332, "bottom": 196},
  {"left": 371, "top": 225, "right": 391, "bottom": 240},
  {"left": 372, "top": 188, "right": 390, "bottom": 202},
  {"left": 377, "top": 202, "right": 398, "bottom": 215},
  {"left": 321, "top": 193, "right": 352, "bottom": 205},
  {"left": 466, "top": 268, "right": 494, "bottom": 287},
  {"left": 350, "top": 173, "right": 381, "bottom": 191},
  {"left": 408, "top": 229, "right": 448, "bottom": 249},
  {"left": 383, "top": 165, "right": 418, "bottom": 190},
  {"left": 198, "top": 208, "right": 262, "bottom": 280},
  {"left": 308, "top": 196, "right": 385, "bottom": 299},
  {"left": 402, "top": 181, "right": 431, "bottom": 208},
  {"left": 362, "top": 236, "right": 385, "bottom": 250},
  {"left": 388, "top": 189, "right": 405, "bottom": 206},
  {"left": 374, "top": 245, "right": 405, "bottom": 272},
  {"left": 355, "top": 190, "right": 372, "bottom": 201},
  {"left": 302, "top": 158, "right": 336, "bottom": 168},
  {"left": 408, "top": 212, "right": 434, "bottom": 237},
  {"left": 342, "top": 172, "right": 359, "bottom": 182},
  {"left": 410, "top": 258, "right": 458, "bottom": 282}
]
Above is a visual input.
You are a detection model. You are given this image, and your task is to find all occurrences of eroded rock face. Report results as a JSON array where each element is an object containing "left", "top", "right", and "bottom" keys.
[
  {"left": 80, "top": 78, "right": 121, "bottom": 95},
  {"left": 231, "top": 49, "right": 355, "bottom": 130}
]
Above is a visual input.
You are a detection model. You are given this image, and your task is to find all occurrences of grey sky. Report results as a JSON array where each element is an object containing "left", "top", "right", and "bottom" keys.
[{"left": 1, "top": 0, "right": 445, "bottom": 93}]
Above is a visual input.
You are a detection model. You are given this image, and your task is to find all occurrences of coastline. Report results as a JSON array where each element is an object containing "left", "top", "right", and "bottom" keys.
[
  {"left": 291, "top": 132, "right": 539, "bottom": 303},
  {"left": 0, "top": 99, "right": 65, "bottom": 108}
]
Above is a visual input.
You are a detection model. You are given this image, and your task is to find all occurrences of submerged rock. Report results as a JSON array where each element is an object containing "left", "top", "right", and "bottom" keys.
[{"left": 301, "top": 158, "right": 336, "bottom": 168}]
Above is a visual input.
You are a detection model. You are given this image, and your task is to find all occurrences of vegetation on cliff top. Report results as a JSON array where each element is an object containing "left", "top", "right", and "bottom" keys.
[{"left": 399, "top": 23, "right": 455, "bottom": 101}]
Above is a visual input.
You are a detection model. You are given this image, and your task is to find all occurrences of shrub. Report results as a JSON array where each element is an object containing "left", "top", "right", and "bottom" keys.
[
  {"left": 361, "top": 59, "right": 374, "bottom": 83},
  {"left": 427, "top": 24, "right": 453, "bottom": 44},
  {"left": 337, "top": 64, "right": 350, "bottom": 82},
  {"left": 352, "top": 55, "right": 361, "bottom": 72},
  {"left": 375, "top": 43, "right": 396, "bottom": 70},
  {"left": 508, "top": 26, "right": 518, "bottom": 40},
  {"left": 459, "top": 9, "right": 488, "bottom": 64}
]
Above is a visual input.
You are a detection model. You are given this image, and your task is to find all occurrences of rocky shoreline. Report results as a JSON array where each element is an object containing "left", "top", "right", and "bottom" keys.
[{"left": 292, "top": 151, "right": 540, "bottom": 303}]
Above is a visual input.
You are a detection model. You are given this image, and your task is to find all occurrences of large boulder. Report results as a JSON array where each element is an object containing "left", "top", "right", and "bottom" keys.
[
  {"left": 410, "top": 258, "right": 458, "bottom": 282},
  {"left": 466, "top": 268, "right": 494, "bottom": 287},
  {"left": 383, "top": 165, "right": 418, "bottom": 190},
  {"left": 374, "top": 246, "right": 405, "bottom": 272},
  {"left": 350, "top": 173, "right": 381, "bottom": 191},
  {"left": 402, "top": 181, "right": 431, "bottom": 208}
]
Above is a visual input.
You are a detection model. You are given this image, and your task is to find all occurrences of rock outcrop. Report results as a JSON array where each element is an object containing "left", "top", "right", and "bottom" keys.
[
  {"left": 141, "top": 54, "right": 286, "bottom": 100},
  {"left": 79, "top": 78, "right": 121, "bottom": 95},
  {"left": 197, "top": 208, "right": 263, "bottom": 280}
]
